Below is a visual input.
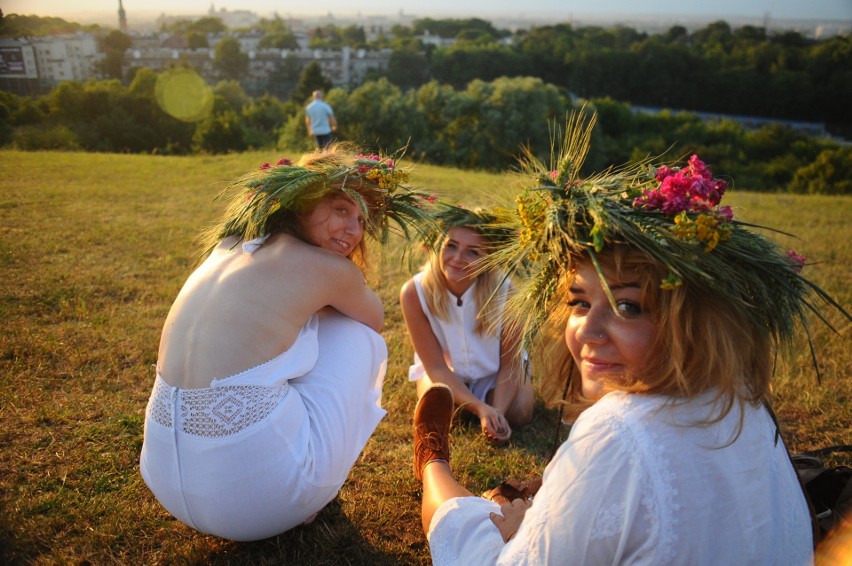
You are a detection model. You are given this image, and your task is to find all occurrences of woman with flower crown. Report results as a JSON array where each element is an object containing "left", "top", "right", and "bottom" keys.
[
  {"left": 140, "top": 144, "right": 432, "bottom": 541},
  {"left": 411, "top": 114, "right": 847, "bottom": 564},
  {"left": 400, "top": 206, "right": 535, "bottom": 444}
]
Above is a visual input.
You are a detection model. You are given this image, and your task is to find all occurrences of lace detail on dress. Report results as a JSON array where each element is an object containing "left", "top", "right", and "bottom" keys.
[
  {"left": 147, "top": 377, "right": 290, "bottom": 438},
  {"left": 179, "top": 384, "right": 289, "bottom": 437},
  {"left": 148, "top": 375, "right": 174, "bottom": 428},
  {"left": 592, "top": 502, "right": 626, "bottom": 539}
]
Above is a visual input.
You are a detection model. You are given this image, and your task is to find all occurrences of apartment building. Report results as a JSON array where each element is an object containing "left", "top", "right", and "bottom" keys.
[{"left": 30, "top": 33, "right": 102, "bottom": 86}]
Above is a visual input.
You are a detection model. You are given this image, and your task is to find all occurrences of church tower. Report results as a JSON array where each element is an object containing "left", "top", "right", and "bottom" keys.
[{"left": 118, "top": 0, "right": 127, "bottom": 32}]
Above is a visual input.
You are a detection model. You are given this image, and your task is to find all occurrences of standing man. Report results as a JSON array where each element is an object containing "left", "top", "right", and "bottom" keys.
[{"left": 305, "top": 90, "right": 337, "bottom": 149}]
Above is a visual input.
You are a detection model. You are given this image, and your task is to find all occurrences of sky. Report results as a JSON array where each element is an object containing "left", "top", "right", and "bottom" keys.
[{"left": 4, "top": 0, "right": 852, "bottom": 21}]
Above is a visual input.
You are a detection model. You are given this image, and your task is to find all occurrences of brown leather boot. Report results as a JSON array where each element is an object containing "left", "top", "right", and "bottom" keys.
[{"left": 413, "top": 384, "right": 454, "bottom": 481}]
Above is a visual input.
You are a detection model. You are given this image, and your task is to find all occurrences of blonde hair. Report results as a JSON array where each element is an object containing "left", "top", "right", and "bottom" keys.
[
  {"left": 537, "top": 245, "right": 771, "bottom": 425},
  {"left": 420, "top": 229, "right": 505, "bottom": 336}
]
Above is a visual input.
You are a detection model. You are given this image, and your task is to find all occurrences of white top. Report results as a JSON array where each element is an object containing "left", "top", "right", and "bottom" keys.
[
  {"left": 428, "top": 391, "right": 814, "bottom": 565},
  {"left": 140, "top": 239, "right": 388, "bottom": 541},
  {"left": 408, "top": 271, "right": 508, "bottom": 384}
]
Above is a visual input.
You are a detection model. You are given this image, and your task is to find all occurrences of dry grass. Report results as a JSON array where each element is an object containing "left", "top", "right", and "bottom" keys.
[{"left": 0, "top": 150, "right": 849, "bottom": 564}]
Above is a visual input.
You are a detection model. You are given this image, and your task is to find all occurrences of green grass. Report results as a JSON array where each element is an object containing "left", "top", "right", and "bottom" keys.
[{"left": 1, "top": 150, "right": 849, "bottom": 564}]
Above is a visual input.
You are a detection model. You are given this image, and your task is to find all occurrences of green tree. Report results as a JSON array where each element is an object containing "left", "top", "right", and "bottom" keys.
[
  {"left": 257, "top": 16, "right": 299, "bottom": 49},
  {"left": 186, "top": 31, "right": 209, "bottom": 49},
  {"left": 342, "top": 24, "right": 367, "bottom": 48},
  {"left": 0, "top": 14, "right": 88, "bottom": 37},
  {"left": 193, "top": 109, "right": 246, "bottom": 153},
  {"left": 291, "top": 61, "right": 332, "bottom": 103},
  {"left": 265, "top": 58, "right": 304, "bottom": 100},
  {"left": 213, "top": 35, "right": 248, "bottom": 81},
  {"left": 430, "top": 43, "right": 527, "bottom": 89},
  {"left": 242, "top": 94, "right": 288, "bottom": 148},
  {"left": 189, "top": 17, "right": 226, "bottom": 35},
  {"left": 412, "top": 18, "right": 507, "bottom": 41},
  {"left": 0, "top": 93, "right": 15, "bottom": 145},
  {"left": 212, "top": 80, "right": 250, "bottom": 113},
  {"left": 788, "top": 147, "right": 852, "bottom": 195},
  {"left": 309, "top": 25, "right": 343, "bottom": 49},
  {"left": 411, "top": 81, "right": 458, "bottom": 162},
  {"left": 48, "top": 81, "right": 86, "bottom": 117},
  {"left": 386, "top": 48, "right": 430, "bottom": 90},
  {"left": 98, "top": 30, "right": 132, "bottom": 80},
  {"left": 333, "top": 79, "right": 411, "bottom": 150},
  {"left": 258, "top": 30, "right": 299, "bottom": 49},
  {"left": 514, "top": 24, "right": 577, "bottom": 85}
]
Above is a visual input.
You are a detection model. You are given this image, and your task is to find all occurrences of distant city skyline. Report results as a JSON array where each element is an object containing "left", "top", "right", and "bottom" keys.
[{"left": 5, "top": 0, "right": 852, "bottom": 22}]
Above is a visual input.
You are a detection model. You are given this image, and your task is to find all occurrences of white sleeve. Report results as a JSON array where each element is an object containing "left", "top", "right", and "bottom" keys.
[{"left": 497, "top": 411, "right": 659, "bottom": 565}]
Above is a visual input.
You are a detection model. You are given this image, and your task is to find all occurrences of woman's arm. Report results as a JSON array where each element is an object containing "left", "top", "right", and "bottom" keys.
[
  {"left": 400, "top": 280, "right": 510, "bottom": 440},
  {"left": 318, "top": 254, "right": 384, "bottom": 332},
  {"left": 489, "top": 319, "right": 524, "bottom": 416}
]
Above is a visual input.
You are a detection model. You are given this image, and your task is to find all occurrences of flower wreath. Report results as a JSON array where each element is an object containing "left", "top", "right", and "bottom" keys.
[
  {"left": 207, "top": 146, "right": 436, "bottom": 252},
  {"left": 482, "top": 111, "right": 849, "bottom": 372}
]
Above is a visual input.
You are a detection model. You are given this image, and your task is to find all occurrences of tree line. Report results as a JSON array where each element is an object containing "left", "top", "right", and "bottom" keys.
[
  {"left": 3, "top": 13, "right": 849, "bottom": 137},
  {"left": 382, "top": 21, "right": 851, "bottom": 140},
  {"left": 1, "top": 68, "right": 848, "bottom": 194},
  {"left": 171, "top": 17, "right": 852, "bottom": 139}
]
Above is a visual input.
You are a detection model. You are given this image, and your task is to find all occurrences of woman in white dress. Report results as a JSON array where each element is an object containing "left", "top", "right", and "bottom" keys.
[
  {"left": 140, "top": 146, "right": 432, "bottom": 541},
  {"left": 411, "top": 116, "right": 847, "bottom": 564},
  {"left": 401, "top": 207, "right": 534, "bottom": 445}
]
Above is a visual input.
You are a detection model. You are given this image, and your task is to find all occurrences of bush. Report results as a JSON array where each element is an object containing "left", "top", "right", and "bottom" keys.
[
  {"left": 788, "top": 147, "right": 852, "bottom": 195},
  {"left": 13, "top": 124, "right": 80, "bottom": 150}
]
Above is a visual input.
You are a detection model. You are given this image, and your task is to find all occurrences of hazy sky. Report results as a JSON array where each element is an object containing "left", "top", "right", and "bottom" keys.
[{"left": 4, "top": 0, "right": 852, "bottom": 20}]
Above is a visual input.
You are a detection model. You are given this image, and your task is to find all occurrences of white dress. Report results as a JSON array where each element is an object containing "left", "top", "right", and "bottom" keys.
[
  {"left": 427, "top": 391, "right": 813, "bottom": 565},
  {"left": 408, "top": 272, "right": 509, "bottom": 400},
  {"left": 140, "top": 305, "right": 387, "bottom": 540}
]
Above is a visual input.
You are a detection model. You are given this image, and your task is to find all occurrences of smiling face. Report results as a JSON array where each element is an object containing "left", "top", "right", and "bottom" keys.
[
  {"left": 439, "top": 227, "right": 486, "bottom": 295},
  {"left": 564, "top": 260, "right": 658, "bottom": 399},
  {"left": 302, "top": 195, "right": 366, "bottom": 257}
]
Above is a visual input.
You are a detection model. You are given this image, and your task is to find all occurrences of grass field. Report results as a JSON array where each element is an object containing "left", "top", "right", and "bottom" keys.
[{"left": 1, "top": 149, "right": 849, "bottom": 564}]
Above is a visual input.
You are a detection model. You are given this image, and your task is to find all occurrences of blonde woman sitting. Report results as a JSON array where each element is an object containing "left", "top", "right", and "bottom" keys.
[{"left": 401, "top": 207, "right": 534, "bottom": 444}]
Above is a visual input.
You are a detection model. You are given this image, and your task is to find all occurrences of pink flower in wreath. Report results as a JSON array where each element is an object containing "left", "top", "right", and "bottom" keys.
[
  {"left": 635, "top": 155, "right": 730, "bottom": 218},
  {"left": 786, "top": 250, "right": 806, "bottom": 272}
]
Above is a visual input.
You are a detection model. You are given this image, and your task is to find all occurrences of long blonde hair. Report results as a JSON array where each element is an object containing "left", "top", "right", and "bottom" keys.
[{"left": 537, "top": 246, "right": 771, "bottom": 424}]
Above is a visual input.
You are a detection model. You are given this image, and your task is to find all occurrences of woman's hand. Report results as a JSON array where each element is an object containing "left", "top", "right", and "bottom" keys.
[
  {"left": 475, "top": 403, "right": 511, "bottom": 443},
  {"left": 489, "top": 498, "right": 532, "bottom": 543}
]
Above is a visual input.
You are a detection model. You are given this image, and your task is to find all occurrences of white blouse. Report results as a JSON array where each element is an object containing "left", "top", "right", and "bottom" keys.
[
  {"left": 408, "top": 271, "right": 509, "bottom": 384},
  {"left": 428, "top": 391, "right": 814, "bottom": 565}
]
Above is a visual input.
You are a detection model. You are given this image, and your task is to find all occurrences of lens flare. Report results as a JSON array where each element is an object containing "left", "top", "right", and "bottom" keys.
[{"left": 154, "top": 68, "right": 213, "bottom": 122}]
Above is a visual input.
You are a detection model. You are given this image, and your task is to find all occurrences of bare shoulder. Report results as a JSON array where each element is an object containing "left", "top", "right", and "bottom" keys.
[
  {"left": 400, "top": 277, "right": 418, "bottom": 302},
  {"left": 399, "top": 277, "right": 424, "bottom": 314},
  {"left": 269, "top": 235, "right": 366, "bottom": 291}
]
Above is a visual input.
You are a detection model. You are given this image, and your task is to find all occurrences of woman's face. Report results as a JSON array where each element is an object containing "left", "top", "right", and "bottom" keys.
[
  {"left": 303, "top": 195, "right": 365, "bottom": 257},
  {"left": 564, "top": 261, "right": 657, "bottom": 399},
  {"left": 439, "top": 227, "right": 486, "bottom": 292}
]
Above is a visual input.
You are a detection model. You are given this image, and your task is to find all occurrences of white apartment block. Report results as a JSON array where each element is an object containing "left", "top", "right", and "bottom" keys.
[
  {"left": 3, "top": 30, "right": 391, "bottom": 97},
  {"left": 125, "top": 42, "right": 392, "bottom": 91},
  {"left": 30, "top": 33, "right": 102, "bottom": 86}
]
